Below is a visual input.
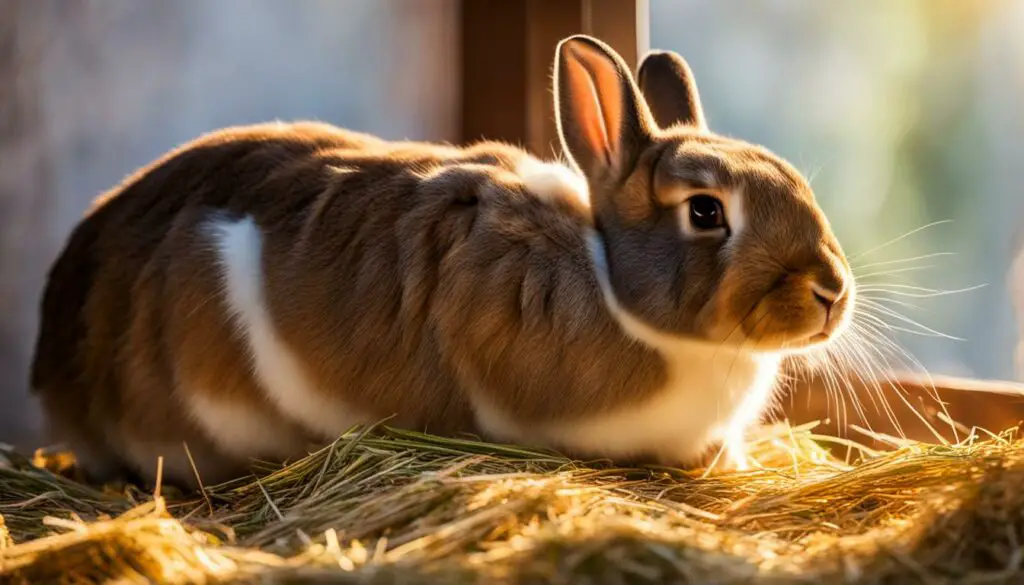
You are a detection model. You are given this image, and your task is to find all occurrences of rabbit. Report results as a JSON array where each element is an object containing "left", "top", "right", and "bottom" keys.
[{"left": 30, "top": 35, "right": 854, "bottom": 489}]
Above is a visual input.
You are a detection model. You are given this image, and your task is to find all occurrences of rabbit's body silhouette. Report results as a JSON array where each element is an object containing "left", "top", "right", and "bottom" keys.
[{"left": 31, "top": 36, "right": 854, "bottom": 488}]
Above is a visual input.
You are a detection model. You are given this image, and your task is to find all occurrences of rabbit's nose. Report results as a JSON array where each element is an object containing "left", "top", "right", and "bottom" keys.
[
  {"left": 808, "top": 258, "right": 848, "bottom": 315},
  {"left": 811, "top": 282, "right": 839, "bottom": 311}
]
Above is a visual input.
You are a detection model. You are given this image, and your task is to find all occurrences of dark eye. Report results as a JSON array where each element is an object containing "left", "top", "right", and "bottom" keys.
[{"left": 688, "top": 195, "right": 726, "bottom": 231}]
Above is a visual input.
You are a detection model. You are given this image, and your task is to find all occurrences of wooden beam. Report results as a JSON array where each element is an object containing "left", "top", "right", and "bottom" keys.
[
  {"left": 460, "top": 0, "right": 646, "bottom": 156},
  {"left": 780, "top": 368, "right": 1024, "bottom": 454}
]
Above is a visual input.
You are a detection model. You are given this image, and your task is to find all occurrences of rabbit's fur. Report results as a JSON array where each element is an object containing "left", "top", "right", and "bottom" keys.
[{"left": 31, "top": 36, "right": 854, "bottom": 488}]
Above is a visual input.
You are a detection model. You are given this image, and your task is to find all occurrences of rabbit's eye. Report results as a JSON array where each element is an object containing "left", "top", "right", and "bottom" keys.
[{"left": 687, "top": 195, "right": 726, "bottom": 231}]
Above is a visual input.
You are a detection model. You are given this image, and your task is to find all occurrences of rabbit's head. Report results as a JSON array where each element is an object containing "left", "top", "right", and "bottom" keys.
[{"left": 555, "top": 35, "right": 854, "bottom": 353}]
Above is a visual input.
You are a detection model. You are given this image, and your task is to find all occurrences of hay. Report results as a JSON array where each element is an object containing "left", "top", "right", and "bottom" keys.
[{"left": 2, "top": 422, "right": 1023, "bottom": 584}]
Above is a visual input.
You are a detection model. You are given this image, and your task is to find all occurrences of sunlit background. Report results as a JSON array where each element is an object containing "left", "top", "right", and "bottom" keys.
[
  {"left": 650, "top": 0, "right": 1024, "bottom": 382},
  {"left": 2, "top": 0, "right": 1022, "bottom": 445}
]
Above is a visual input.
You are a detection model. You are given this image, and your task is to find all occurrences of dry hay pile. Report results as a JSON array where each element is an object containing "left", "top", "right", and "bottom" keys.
[{"left": 1, "top": 422, "right": 1023, "bottom": 584}]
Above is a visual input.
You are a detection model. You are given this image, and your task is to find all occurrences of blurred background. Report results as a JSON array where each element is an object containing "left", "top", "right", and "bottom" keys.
[{"left": 1, "top": 0, "right": 1022, "bottom": 446}]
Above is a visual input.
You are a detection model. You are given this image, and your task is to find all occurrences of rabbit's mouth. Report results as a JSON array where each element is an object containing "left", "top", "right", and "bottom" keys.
[
  {"left": 782, "top": 289, "right": 856, "bottom": 352},
  {"left": 802, "top": 328, "right": 842, "bottom": 349},
  {"left": 817, "top": 283, "right": 856, "bottom": 341}
]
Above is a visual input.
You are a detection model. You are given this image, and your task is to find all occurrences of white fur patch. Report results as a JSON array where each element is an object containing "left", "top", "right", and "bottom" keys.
[
  {"left": 723, "top": 187, "right": 746, "bottom": 238},
  {"left": 515, "top": 156, "right": 590, "bottom": 206},
  {"left": 472, "top": 230, "right": 781, "bottom": 468},
  {"left": 208, "top": 216, "right": 364, "bottom": 441},
  {"left": 184, "top": 391, "right": 307, "bottom": 460}
]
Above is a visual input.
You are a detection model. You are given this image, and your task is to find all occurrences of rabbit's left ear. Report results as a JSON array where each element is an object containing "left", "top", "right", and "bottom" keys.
[
  {"left": 554, "top": 35, "right": 657, "bottom": 183},
  {"left": 637, "top": 50, "right": 707, "bottom": 131}
]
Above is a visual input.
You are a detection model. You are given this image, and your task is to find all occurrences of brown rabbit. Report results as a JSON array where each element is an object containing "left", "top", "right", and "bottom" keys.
[{"left": 31, "top": 35, "right": 854, "bottom": 488}]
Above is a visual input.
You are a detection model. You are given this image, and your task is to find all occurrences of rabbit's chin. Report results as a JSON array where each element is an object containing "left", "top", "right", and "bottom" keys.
[
  {"left": 706, "top": 321, "right": 851, "bottom": 356},
  {"left": 762, "top": 320, "right": 854, "bottom": 355}
]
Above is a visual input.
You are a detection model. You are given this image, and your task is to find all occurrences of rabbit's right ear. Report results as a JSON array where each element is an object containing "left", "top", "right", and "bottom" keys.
[
  {"left": 637, "top": 50, "right": 707, "bottom": 131},
  {"left": 554, "top": 35, "right": 656, "bottom": 185}
]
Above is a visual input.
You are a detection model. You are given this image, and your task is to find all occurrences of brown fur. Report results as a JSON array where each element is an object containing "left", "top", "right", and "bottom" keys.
[{"left": 31, "top": 37, "right": 852, "bottom": 488}]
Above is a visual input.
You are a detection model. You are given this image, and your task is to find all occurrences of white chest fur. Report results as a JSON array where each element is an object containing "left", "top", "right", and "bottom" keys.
[{"left": 589, "top": 231, "right": 782, "bottom": 465}]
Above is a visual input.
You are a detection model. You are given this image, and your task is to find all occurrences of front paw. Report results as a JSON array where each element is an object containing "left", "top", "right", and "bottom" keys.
[{"left": 652, "top": 441, "right": 742, "bottom": 474}]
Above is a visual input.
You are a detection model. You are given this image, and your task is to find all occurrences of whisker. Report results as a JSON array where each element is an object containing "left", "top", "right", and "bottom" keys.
[
  {"left": 796, "top": 351, "right": 836, "bottom": 426},
  {"left": 821, "top": 354, "right": 845, "bottom": 430},
  {"left": 855, "top": 283, "right": 987, "bottom": 298},
  {"left": 826, "top": 353, "right": 852, "bottom": 433},
  {"left": 853, "top": 265, "right": 937, "bottom": 280},
  {"left": 837, "top": 326, "right": 907, "bottom": 438},
  {"left": 849, "top": 219, "right": 952, "bottom": 261},
  {"left": 862, "top": 321, "right": 952, "bottom": 340},
  {"left": 834, "top": 334, "right": 884, "bottom": 417},
  {"left": 854, "top": 306, "right": 949, "bottom": 339},
  {"left": 855, "top": 302, "right": 964, "bottom": 341},
  {"left": 815, "top": 347, "right": 849, "bottom": 433},
  {"left": 826, "top": 334, "right": 872, "bottom": 431},
  {"left": 849, "top": 320, "right": 957, "bottom": 444},
  {"left": 851, "top": 252, "right": 955, "bottom": 271},
  {"left": 857, "top": 295, "right": 922, "bottom": 312},
  {"left": 801, "top": 154, "right": 835, "bottom": 188},
  {"left": 712, "top": 289, "right": 772, "bottom": 362}
]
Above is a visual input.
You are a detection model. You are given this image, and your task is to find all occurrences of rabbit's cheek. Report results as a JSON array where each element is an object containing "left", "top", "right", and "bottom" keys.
[
  {"left": 698, "top": 266, "right": 780, "bottom": 345},
  {"left": 738, "top": 281, "right": 826, "bottom": 349}
]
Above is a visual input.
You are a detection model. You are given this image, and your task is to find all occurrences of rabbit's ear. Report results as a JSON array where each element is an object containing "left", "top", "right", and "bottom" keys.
[
  {"left": 637, "top": 50, "right": 707, "bottom": 131},
  {"left": 554, "top": 35, "right": 656, "bottom": 183}
]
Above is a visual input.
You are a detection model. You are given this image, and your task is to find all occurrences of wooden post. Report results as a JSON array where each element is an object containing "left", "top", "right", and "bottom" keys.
[{"left": 460, "top": 0, "right": 647, "bottom": 156}]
